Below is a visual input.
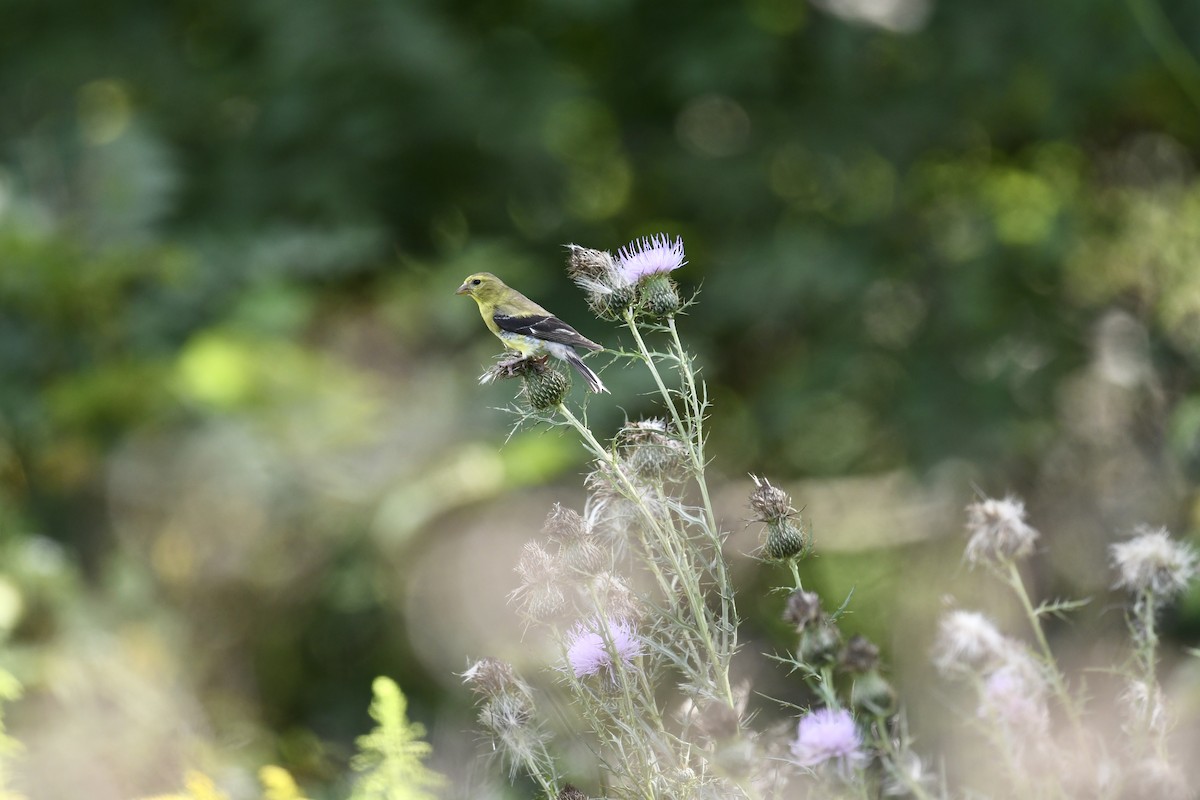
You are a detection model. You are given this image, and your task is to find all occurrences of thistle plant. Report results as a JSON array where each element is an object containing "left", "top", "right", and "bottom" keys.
[
  {"left": 1110, "top": 526, "right": 1197, "bottom": 765},
  {"left": 461, "top": 237, "right": 1199, "bottom": 799},
  {"left": 934, "top": 497, "right": 1199, "bottom": 799},
  {"left": 463, "top": 235, "right": 937, "bottom": 800}
]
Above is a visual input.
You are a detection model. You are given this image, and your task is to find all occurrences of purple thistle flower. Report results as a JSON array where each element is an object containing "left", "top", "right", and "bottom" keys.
[
  {"left": 616, "top": 234, "right": 686, "bottom": 282},
  {"left": 565, "top": 618, "right": 642, "bottom": 680},
  {"left": 790, "top": 707, "right": 866, "bottom": 772},
  {"left": 977, "top": 661, "right": 1049, "bottom": 737}
]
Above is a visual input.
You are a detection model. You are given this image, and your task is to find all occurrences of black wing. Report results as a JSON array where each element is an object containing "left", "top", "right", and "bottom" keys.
[{"left": 493, "top": 313, "right": 602, "bottom": 351}]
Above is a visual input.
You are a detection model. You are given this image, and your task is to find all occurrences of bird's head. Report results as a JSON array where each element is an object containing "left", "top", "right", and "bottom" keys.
[{"left": 456, "top": 272, "right": 507, "bottom": 303}]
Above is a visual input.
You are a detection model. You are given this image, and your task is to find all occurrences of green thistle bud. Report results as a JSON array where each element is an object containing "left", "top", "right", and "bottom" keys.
[
  {"left": 749, "top": 475, "right": 794, "bottom": 521},
  {"left": 522, "top": 359, "right": 570, "bottom": 410},
  {"left": 764, "top": 518, "right": 811, "bottom": 560},
  {"left": 592, "top": 281, "right": 636, "bottom": 321},
  {"left": 838, "top": 633, "right": 881, "bottom": 674},
  {"left": 798, "top": 622, "right": 841, "bottom": 666},
  {"left": 750, "top": 476, "right": 812, "bottom": 561},
  {"left": 480, "top": 354, "right": 572, "bottom": 409},
  {"left": 616, "top": 418, "right": 689, "bottom": 482},
  {"left": 850, "top": 669, "right": 896, "bottom": 716},
  {"left": 638, "top": 273, "right": 681, "bottom": 318},
  {"left": 783, "top": 589, "right": 823, "bottom": 632},
  {"left": 653, "top": 768, "right": 699, "bottom": 799}
]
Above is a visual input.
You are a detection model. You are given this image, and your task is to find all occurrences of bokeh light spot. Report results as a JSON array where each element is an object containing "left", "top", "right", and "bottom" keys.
[
  {"left": 676, "top": 95, "right": 752, "bottom": 159},
  {"left": 810, "top": 0, "right": 933, "bottom": 33},
  {"left": 768, "top": 143, "right": 825, "bottom": 205},
  {"left": 542, "top": 97, "right": 621, "bottom": 161},
  {"left": 786, "top": 393, "right": 875, "bottom": 474},
  {"left": 744, "top": 0, "right": 806, "bottom": 34},
  {"left": 430, "top": 205, "right": 469, "bottom": 252},
  {"left": 175, "top": 334, "right": 255, "bottom": 408},
  {"left": 566, "top": 155, "right": 632, "bottom": 220},
  {"left": 983, "top": 168, "right": 1059, "bottom": 245},
  {"left": 77, "top": 79, "right": 132, "bottom": 145},
  {"left": 863, "top": 280, "right": 926, "bottom": 349},
  {"left": 151, "top": 527, "right": 195, "bottom": 585},
  {"left": 0, "top": 578, "right": 24, "bottom": 634}
]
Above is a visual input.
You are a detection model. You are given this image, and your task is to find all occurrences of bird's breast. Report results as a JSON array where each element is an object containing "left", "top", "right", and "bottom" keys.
[{"left": 498, "top": 331, "right": 546, "bottom": 356}]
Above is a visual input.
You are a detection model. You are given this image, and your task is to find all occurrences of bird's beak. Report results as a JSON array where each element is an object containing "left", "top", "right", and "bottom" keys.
[{"left": 455, "top": 282, "right": 471, "bottom": 295}]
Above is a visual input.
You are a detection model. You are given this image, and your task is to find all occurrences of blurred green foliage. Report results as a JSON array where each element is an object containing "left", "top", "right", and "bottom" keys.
[{"left": 3, "top": 0, "right": 1200, "bottom": 795}]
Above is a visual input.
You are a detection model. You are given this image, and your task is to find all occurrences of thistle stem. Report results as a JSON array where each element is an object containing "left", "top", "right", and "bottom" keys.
[
  {"left": 870, "top": 726, "right": 936, "bottom": 800},
  {"left": 556, "top": 402, "right": 734, "bottom": 707},
  {"left": 623, "top": 312, "right": 738, "bottom": 665},
  {"left": 789, "top": 560, "right": 803, "bottom": 592},
  {"left": 1003, "top": 560, "right": 1087, "bottom": 745},
  {"left": 1133, "top": 588, "right": 1166, "bottom": 759}
]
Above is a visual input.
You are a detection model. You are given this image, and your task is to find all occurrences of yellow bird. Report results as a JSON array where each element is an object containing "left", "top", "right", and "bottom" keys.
[{"left": 456, "top": 272, "right": 608, "bottom": 393}]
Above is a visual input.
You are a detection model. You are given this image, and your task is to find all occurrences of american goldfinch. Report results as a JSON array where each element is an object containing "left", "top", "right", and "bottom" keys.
[{"left": 457, "top": 272, "right": 608, "bottom": 393}]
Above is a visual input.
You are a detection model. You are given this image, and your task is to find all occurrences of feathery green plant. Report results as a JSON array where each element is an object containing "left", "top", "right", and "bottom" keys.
[
  {"left": 260, "top": 766, "right": 312, "bottom": 800},
  {"left": 140, "top": 771, "right": 230, "bottom": 800},
  {"left": 349, "top": 676, "right": 444, "bottom": 800}
]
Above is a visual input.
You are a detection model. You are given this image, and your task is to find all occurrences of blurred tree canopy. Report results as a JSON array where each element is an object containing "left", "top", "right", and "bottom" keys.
[{"left": 3, "top": 0, "right": 1200, "bottom": 795}]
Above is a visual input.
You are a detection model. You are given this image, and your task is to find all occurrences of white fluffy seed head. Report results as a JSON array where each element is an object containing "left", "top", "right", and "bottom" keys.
[
  {"left": 964, "top": 495, "right": 1040, "bottom": 566},
  {"left": 512, "top": 541, "right": 566, "bottom": 621},
  {"left": 516, "top": 541, "right": 558, "bottom": 586},
  {"left": 1110, "top": 525, "right": 1198, "bottom": 599},
  {"left": 932, "top": 609, "right": 1009, "bottom": 675}
]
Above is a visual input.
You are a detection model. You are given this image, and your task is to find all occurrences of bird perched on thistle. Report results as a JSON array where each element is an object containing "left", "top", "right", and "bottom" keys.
[{"left": 456, "top": 272, "right": 608, "bottom": 393}]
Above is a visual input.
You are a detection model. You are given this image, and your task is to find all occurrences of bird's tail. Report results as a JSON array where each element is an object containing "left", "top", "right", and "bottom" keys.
[{"left": 565, "top": 351, "right": 608, "bottom": 394}]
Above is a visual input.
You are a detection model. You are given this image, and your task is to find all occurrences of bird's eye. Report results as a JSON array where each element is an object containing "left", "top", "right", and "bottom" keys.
[{"left": 472, "top": 278, "right": 482, "bottom": 286}]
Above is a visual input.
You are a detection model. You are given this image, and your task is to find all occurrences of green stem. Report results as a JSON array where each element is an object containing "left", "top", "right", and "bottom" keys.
[
  {"left": 1135, "top": 588, "right": 1159, "bottom": 682},
  {"left": 667, "top": 316, "right": 735, "bottom": 650},
  {"left": 624, "top": 313, "right": 737, "bottom": 666},
  {"left": 624, "top": 310, "right": 688, "bottom": 440},
  {"left": 1133, "top": 588, "right": 1165, "bottom": 759},
  {"left": 871, "top": 725, "right": 936, "bottom": 800},
  {"left": 1003, "top": 560, "right": 1086, "bottom": 743},
  {"left": 814, "top": 664, "right": 839, "bottom": 709},
  {"left": 556, "top": 403, "right": 734, "bottom": 707},
  {"left": 619, "top": 315, "right": 737, "bottom": 692},
  {"left": 529, "top": 747, "right": 559, "bottom": 799}
]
